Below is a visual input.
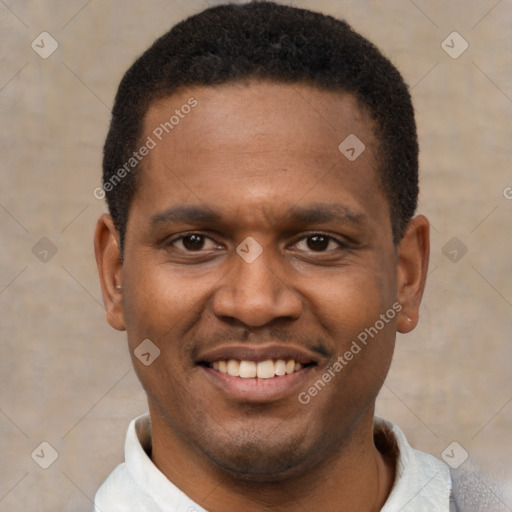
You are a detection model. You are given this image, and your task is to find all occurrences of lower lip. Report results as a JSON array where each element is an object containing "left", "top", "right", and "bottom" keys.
[{"left": 199, "top": 365, "right": 315, "bottom": 403}]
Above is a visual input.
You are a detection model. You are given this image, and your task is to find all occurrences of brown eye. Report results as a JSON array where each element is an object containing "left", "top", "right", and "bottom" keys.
[
  {"left": 181, "top": 234, "right": 205, "bottom": 251},
  {"left": 306, "top": 235, "right": 330, "bottom": 251}
]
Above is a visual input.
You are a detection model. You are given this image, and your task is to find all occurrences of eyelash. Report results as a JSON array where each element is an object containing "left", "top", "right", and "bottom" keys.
[{"left": 167, "top": 232, "right": 350, "bottom": 253}]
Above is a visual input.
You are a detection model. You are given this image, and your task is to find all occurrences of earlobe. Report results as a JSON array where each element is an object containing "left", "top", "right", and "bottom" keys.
[
  {"left": 395, "top": 215, "right": 430, "bottom": 334},
  {"left": 94, "top": 214, "right": 126, "bottom": 331}
]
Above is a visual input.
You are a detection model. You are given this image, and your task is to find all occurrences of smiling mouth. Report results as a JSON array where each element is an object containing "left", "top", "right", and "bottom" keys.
[{"left": 200, "top": 359, "right": 315, "bottom": 379}]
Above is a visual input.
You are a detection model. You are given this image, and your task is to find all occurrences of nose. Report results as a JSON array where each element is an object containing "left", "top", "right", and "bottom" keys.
[{"left": 212, "top": 248, "right": 303, "bottom": 327}]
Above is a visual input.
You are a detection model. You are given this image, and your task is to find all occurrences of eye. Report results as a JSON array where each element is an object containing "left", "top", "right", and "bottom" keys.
[
  {"left": 293, "top": 234, "right": 346, "bottom": 252},
  {"left": 171, "top": 234, "right": 219, "bottom": 252}
]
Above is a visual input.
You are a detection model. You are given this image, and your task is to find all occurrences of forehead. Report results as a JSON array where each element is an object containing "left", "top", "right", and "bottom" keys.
[
  {"left": 144, "top": 81, "right": 377, "bottom": 157},
  {"left": 132, "top": 81, "right": 388, "bottom": 232}
]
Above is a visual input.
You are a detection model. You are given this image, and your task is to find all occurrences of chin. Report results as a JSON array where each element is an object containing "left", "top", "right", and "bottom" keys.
[
  {"left": 210, "top": 449, "right": 307, "bottom": 482},
  {"left": 199, "top": 426, "right": 319, "bottom": 482}
]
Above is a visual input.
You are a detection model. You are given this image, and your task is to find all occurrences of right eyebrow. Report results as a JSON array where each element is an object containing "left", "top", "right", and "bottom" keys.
[{"left": 150, "top": 205, "right": 222, "bottom": 227}]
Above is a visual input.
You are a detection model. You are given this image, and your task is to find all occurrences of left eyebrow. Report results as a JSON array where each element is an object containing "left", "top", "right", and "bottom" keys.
[
  {"left": 282, "top": 203, "right": 368, "bottom": 227},
  {"left": 150, "top": 205, "right": 221, "bottom": 227}
]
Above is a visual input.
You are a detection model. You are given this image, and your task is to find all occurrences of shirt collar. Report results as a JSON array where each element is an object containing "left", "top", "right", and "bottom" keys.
[
  {"left": 375, "top": 416, "right": 452, "bottom": 511},
  {"left": 123, "top": 414, "right": 208, "bottom": 511},
  {"left": 106, "top": 413, "right": 452, "bottom": 511}
]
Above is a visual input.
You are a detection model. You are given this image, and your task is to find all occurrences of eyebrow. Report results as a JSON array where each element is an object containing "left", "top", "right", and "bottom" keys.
[
  {"left": 150, "top": 205, "right": 222, "bottom": 227},
  {"left": 149, "top": 203, "right": 367, "bottom": 228},
  {"left": 284, "top": 203, "right": 366, "bottom": 226}
]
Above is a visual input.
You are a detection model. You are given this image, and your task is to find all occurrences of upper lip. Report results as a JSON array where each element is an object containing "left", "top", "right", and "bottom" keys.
[{"left": 197, "top": 343, "right": 323, "bottom": 365}]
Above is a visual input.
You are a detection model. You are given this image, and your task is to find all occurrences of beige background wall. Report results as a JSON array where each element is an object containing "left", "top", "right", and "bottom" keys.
[{"left": 1, "top": 0, "right": 511, "bottom": 510}]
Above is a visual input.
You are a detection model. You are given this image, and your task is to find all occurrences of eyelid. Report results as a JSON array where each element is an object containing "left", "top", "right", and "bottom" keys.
[
  {"left": 290, "top": 232, "right": 351, "bottom": 249},
  {"left": 166, "top": 231, "right": 223, "bottom": 250}
]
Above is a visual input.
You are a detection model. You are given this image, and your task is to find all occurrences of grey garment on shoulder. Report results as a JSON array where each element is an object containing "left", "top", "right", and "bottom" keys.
[{"left": 449, "top": 465, "right": 511, "bottom": 512}]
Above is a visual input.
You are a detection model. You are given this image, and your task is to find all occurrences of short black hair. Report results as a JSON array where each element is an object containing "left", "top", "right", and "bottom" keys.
[{"left": 102, "top": 0, "right": 418, "bottom": 251}]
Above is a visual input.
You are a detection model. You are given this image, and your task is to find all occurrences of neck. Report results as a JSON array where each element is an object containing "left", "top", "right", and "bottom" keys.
[{"left": 149, "top": 408, "right": 396, "bottom": 512}]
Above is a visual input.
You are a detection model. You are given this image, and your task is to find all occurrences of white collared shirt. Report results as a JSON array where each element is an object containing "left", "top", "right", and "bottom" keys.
[{"left": 93, "top": 414, "right": 452, "bottom": 511}]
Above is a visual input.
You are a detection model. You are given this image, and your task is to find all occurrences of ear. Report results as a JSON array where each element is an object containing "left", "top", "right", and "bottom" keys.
[
  {"left": 395, "top": 215, "right": 430, "bottom": 334},
  {"left": 94, "top": 214, "right": 126, "bottom": 331}
]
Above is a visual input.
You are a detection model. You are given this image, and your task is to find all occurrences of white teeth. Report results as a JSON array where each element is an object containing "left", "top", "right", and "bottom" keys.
[
  {"left": 210, "top": 358, "right": 306, "bottom": 378},
  {"left": 239, "top": 360, "right": 257, "bottom": 378},
  {"left": 227, "top": 359, "right": 240, "bottom": 377},
  {"left": 218, "top": 360, "right": 227, "bottom": 374},
  {"left": 257, "top": 359, "right": 275, "bottom": 379},
  {"left": 275, "top": 359, "right": 287, "bottom": 376}
]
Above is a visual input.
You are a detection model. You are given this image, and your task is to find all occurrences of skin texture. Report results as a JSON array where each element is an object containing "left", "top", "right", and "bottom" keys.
[{"left": 95, "top": 81, "right": 430, "bottom": 512}]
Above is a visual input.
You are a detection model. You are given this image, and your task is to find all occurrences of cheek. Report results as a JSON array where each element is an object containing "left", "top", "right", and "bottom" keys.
[
  {"left": 122, "top": 259, "right": 218, "bottom": 348},
  {"left": 303, "top": 265, "right": 397, "bottom": 384},
  {"left": 306, "top": 265, "right": 393, "bottom": 330}
]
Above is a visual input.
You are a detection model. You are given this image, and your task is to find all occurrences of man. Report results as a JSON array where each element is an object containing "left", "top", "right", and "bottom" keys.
[{"left": 93, "top": 2, "right": 502, "bottom": 510}]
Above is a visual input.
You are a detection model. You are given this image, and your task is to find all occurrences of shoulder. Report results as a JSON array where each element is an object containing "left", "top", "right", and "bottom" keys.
[
  {"left": 374, "top": 417, "right": 511, "bottom": 512},
  {"left": 449, "top": 463, "right": 512, "bottom": 512},
  {"left": 93, "top": 414, "right": 159, "bottom": 511},
  {"left": 94, "top": 462, "right": 153, "bottom": 511}
]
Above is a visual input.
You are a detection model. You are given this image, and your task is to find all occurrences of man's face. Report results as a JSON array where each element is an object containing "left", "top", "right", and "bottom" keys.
[{"left": 111, "top": 82, "right": 405, "bottom": 478}]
